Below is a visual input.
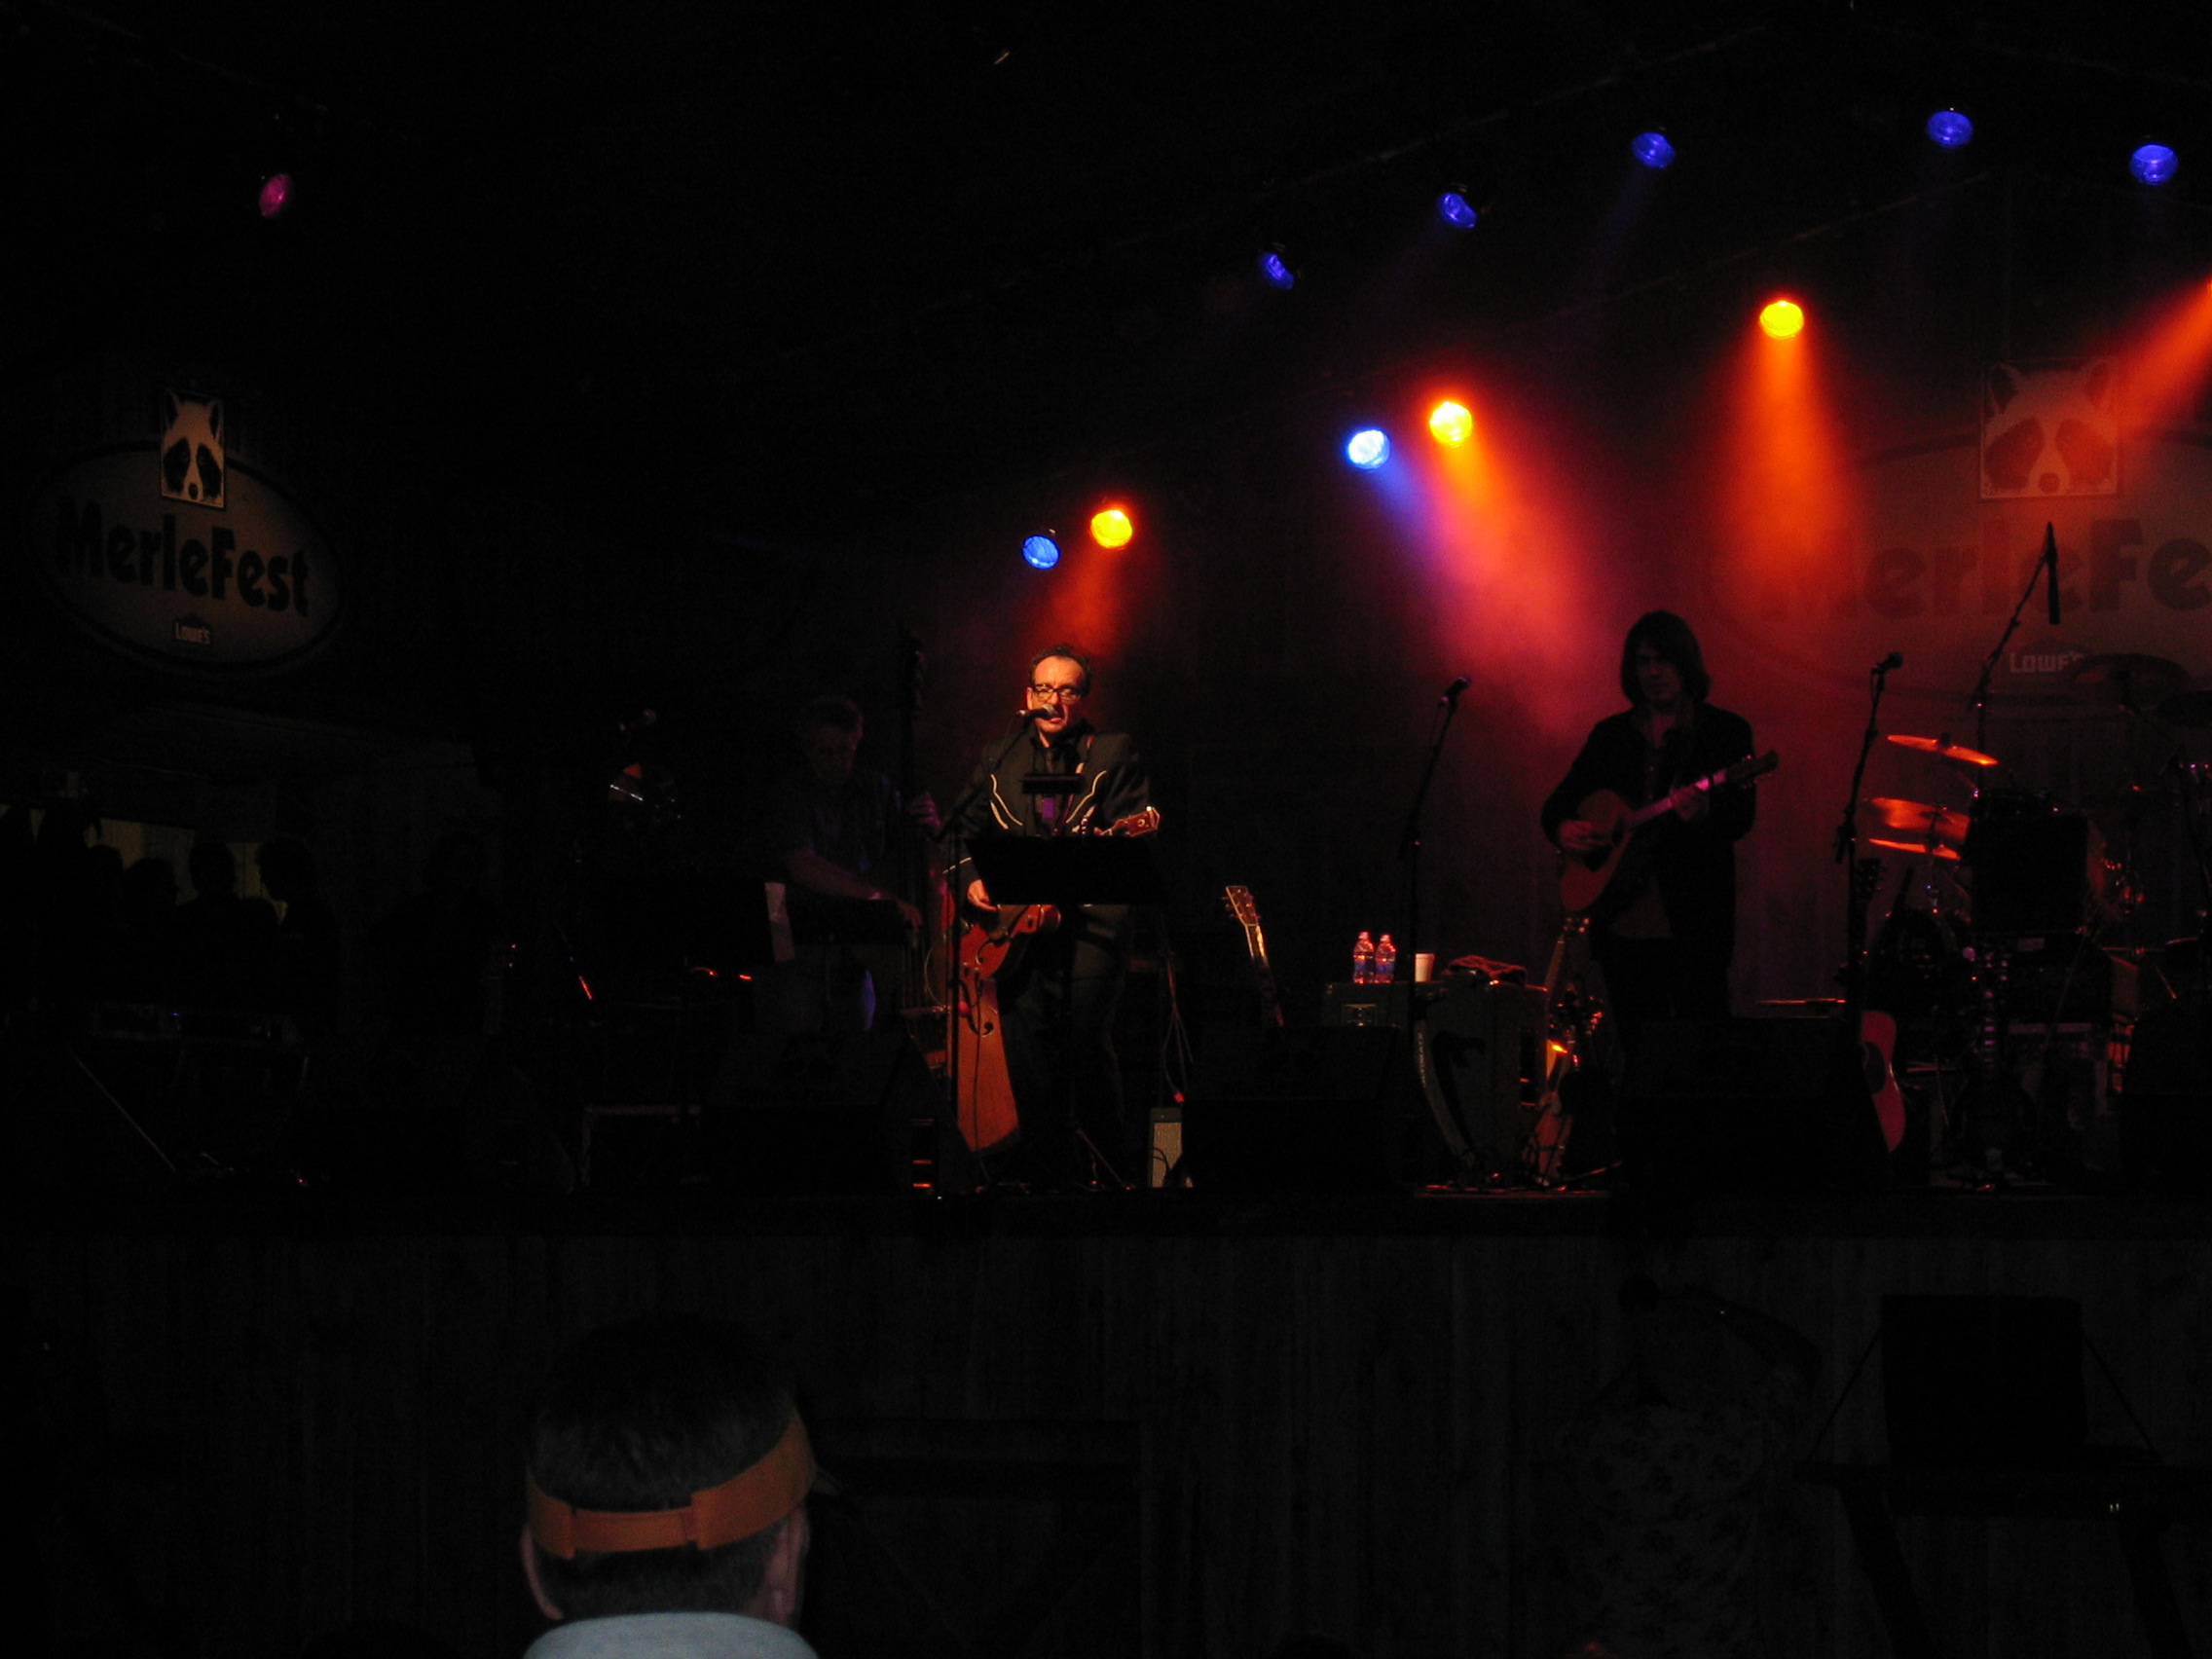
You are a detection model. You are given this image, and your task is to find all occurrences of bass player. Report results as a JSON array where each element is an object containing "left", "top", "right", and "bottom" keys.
[
  {"left": 948, "top": 645, "right": 1156, "bottom": 1191},
  {"left": 1542, "top": 610, "right": 1758, "bottom": 1041}
]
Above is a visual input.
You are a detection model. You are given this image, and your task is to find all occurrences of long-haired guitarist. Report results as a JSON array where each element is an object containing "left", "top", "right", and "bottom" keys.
[
  {"left": 948, "top": 645, "right": 1156, "bottom": 1191},
  {"left": 1541, "top": 611, "right": 1758, "bottom": 1035}
]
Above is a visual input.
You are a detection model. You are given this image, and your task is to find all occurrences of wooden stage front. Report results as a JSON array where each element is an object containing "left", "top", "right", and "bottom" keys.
[{"left": 6, "top": 1184, "right": 2210, "bottom": 1659}]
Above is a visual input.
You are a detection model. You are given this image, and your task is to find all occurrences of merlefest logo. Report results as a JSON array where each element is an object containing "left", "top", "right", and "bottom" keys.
[{"left": 30, "top": 389, "right": 340, "bottom": 672}]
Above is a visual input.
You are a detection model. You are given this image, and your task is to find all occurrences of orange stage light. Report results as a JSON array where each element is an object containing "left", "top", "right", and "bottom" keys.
[
  {"left": 1089, "top": 506, "right": 1134, "bottom": 548},
  {"left": 1759, "top": 298, "right": 1805, "bottom": 339},
  {"left": 1427, "top": 401, "right": 1473, "bottom": 446}
]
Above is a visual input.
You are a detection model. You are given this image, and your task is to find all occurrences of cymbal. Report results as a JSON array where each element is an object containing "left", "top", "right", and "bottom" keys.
[
  {"left": 2158, "top": 688, "right": 2212, "bottom": 728},
  {"left": 2065, "top": 652, "right": 2189, "bottom": 709},
  {"left": 1886, "top": 733, "right": 1999, "bottom": 769},
  {"left": 1863, "top": 796, "right": 1970, "bottom": 849},
  {"left": 1868, "top": 834, "right": 1962, "bottom": 863}
]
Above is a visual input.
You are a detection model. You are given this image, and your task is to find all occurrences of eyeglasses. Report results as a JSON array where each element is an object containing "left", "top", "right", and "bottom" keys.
[{"left": 1027, "top": 683, "right": 1087, "bottom": 701}]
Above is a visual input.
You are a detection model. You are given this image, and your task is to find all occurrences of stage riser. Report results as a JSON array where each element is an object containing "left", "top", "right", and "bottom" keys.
[{"left": 5, "top": 1222, "right": 2207, "bottom": 1659}]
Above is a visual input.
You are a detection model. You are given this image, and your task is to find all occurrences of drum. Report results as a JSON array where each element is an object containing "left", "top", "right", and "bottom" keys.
[{"left": 1964, "top": 793, "right": 2090, "bottom": 935}]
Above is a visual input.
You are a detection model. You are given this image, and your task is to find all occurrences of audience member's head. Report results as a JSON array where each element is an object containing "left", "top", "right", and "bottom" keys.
[
  {"left": 521, "top": 1313, "right": 815, "bottom": 1633},
  {"left": 187, "top": 839, "right": 240, "bottom": 902},
  {"left": 122, "top": 856, "right": 178, "bottom": 921},
  {"left": 257, "top": 836, "right": 317, "bottom": 903}
]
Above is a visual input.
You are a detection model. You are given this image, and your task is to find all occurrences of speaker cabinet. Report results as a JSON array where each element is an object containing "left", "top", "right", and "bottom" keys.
[
  {"left": 1181, "top": 1024, "right": 1414, "bottom": 1193},
  {"left": 703, "top": 1031, "right": 928, "bottom": 1194}
]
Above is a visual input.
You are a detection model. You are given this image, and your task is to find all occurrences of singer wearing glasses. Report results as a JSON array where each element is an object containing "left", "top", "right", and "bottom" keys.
[{"left": 948, "top": 645, "right": 1156, "bottom": 1191}]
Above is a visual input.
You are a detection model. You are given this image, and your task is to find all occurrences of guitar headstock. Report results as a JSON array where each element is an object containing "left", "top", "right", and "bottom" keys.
[
  {"left": 1224, "top": 884, "right": 1259, "bottom": 925},
  {"left": 1108, "top": 804, "right": 1162, "bottom": 838},
  {"left": 1732, "top": 750, "right": 1781, "bottom": 785}
]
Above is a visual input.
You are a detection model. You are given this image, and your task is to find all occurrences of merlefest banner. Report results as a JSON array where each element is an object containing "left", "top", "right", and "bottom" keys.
[
  {"left": 27, "top": 384, "right": 343, "bottom": 674},
  {"left": 1709, "top": 358, "right": 2208, "bottom": 707}
]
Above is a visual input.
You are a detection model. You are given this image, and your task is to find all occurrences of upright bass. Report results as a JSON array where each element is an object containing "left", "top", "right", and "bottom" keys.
[{"left": 892, "top": 638, "right": 1022, "bottom": 1165}]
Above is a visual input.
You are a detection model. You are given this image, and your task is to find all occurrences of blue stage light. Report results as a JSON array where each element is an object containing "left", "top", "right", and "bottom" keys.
[
  {"left": 1258, "top": 246, "right": 1297, "bottom": 290},
  {"left": 1926, "top": 109, "right": 1973, "bottom": 150},
  {"left": 1631, "top": 130, "right": 1676, "bottom": 170},
  {"left": 2132, "top": 143, "right": 2179, "bottom": 186},
  {"left": 1437, "top": 189, "right": 1479, "bottom": 231},
  {"left": 1346, "top": 428, "right": 1390, "bottom": 470},
  {"left": 1021, "top": 534, "right": 1060, "bottom": 571}
]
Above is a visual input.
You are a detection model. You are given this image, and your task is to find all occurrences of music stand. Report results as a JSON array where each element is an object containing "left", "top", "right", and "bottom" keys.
[
  {"left": 968, "top": 832, "right": 1164, "bottom": 1189},
  {"left": 968, "top": 833, "right": 1163, "bottom": 911}
]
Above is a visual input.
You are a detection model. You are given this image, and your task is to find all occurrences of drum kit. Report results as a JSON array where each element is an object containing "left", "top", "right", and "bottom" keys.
[{"left": 1861, "top": 653, "right": 2212, "bottom": 1179}]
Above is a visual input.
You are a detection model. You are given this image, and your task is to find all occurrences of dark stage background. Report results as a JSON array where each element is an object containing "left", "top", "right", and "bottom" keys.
[{"left": 7, "top": 5, "right": 2212, "bottom": 1657}]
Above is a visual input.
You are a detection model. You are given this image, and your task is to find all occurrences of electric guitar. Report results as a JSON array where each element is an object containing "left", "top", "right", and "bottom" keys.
[
  {"left": 958, "top": 805, "right": 1161, "bottom": 982},
  {"left": 1558, "top": 750, "right": 1779, "bottom": 916},
  {"left": 1223, "top": 885, "right": 1286, "bottom": 1028}
]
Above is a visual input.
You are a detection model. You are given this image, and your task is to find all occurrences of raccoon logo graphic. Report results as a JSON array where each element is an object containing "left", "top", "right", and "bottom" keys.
[
  {"left": 160, "top": 391, "right": 226, "bottom": 508},
  {"left": 1980, "top": 360, "right": 2118, "bottom": 499}
]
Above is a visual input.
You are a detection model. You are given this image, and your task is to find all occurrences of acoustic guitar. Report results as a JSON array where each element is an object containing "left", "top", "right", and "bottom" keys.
[{"left": 1558, "top": 750, "right": 1779, "bottom": 916}]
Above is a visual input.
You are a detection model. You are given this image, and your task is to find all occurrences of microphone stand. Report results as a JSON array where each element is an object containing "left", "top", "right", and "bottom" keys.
[
  {"left": 1967, "top": 542, "right": 2051, "bottom": 757},
  {"left": 1833, "top": 657, "right": 1900, "bottom": 1038},
  {"left": 1396, "top": 686, "right": 1467, "bottom": 977}
]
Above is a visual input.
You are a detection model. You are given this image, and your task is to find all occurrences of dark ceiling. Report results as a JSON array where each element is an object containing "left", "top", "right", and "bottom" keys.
[{"left": 10, "top": 0, "right": 2212, "bottom": 542}]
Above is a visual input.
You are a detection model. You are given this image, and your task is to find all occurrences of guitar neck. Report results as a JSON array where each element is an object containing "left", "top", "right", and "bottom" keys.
[
  {"left": 1623, "top": 751, "right": 1777, "bottom": 830},
  {"left": 1624, "top": 762, "right": 1724, "bottom": 829}
]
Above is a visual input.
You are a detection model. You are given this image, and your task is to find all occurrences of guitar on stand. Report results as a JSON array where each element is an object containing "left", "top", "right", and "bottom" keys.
[
  {"left": 1524, "top": 915, "right": 1622, "bottom": 1186},
  {"left": 1222, "top": 885, "right": 1287, "bottom": 1028}
]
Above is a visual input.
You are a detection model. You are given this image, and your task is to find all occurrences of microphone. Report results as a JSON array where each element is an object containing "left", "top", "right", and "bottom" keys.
[
  {"left": 1439, "top": 674, "right": 1473, "bottom": 707},
  {"left": 1875, "top": 651, "right": 1903, "bottom": 674},
  {"left": 1018, "top": 706, "right": 1055, "bottom": 721},
  {"left": 2044, "top": 522, "right": 2061, "bottom": 627}
]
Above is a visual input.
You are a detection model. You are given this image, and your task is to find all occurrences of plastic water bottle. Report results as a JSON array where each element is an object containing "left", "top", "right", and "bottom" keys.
[
  {"left": 1351, "top": 931, "right": 1375, "bottom": 984},
  {"left": 1375, "top": 933, "right": 1398, "bottom": 983}
]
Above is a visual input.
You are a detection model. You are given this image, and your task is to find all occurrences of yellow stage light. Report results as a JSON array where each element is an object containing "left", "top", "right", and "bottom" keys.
[
  {"left": 1427, "top": 401, "right": 1473, "bottom": 446},
  {"left": 1089, "top": 506, "right": 1134, "bottom": 548},
  {"left": 1759, "top": 299, "right": 1805, "bottom": 339}
]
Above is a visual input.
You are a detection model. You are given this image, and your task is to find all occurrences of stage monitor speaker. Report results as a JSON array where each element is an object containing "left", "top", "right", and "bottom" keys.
[
  {"left": 703, "top": 1031, "right": 926, "bottom": 1194},
  {"left": 1180, "top": 1024, "right": 1413, "bottom": 1193},
  {"left": 1619, "top": 1015, "right": 1887, "bottom": 1192},
  {"left": 1881, "top": 1294, "right": 2087, "bottom": 1468},
  {"left": 1418, "top": 976, "right": 1547, "bottom": 1171}
]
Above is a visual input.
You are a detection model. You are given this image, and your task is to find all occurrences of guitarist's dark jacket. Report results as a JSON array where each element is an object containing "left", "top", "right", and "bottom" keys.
[
  {"left": 949, "top": 721, "right": 1151, "bottom": 947},
  {"left": 1540, "top": 702, "right": 1756, "bottom": 962}
]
